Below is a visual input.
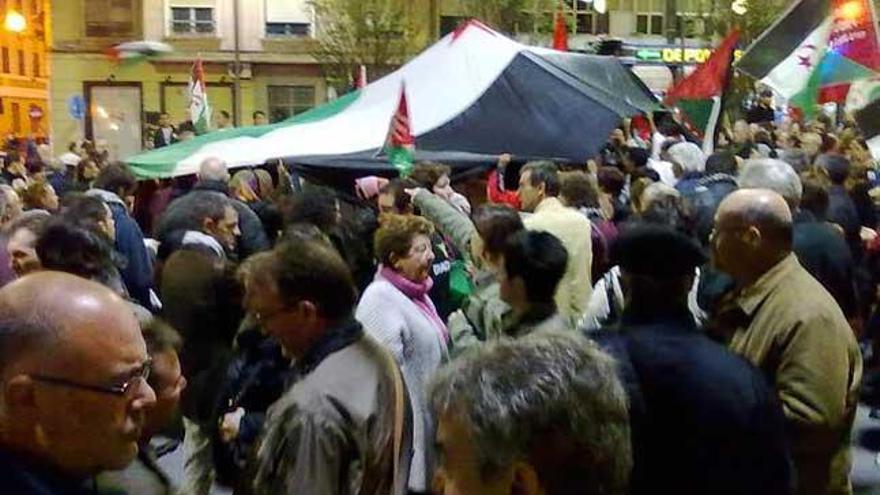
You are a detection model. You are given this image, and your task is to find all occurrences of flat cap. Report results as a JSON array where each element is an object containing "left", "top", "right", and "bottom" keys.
[{"left": 611, "top": 224, "right": 707, "bottom": 278}]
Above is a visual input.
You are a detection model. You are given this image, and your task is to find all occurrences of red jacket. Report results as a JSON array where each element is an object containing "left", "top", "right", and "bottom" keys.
[{"left": 486, "top": 169, "right": 520, "bottom": 210}]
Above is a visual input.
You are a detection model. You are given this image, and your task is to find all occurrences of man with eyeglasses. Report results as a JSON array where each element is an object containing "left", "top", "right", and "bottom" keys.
[
  {"left": 241, "top": 239, "right": 412, "bottom": 495},
  {"left": 710, "top": 189, "right": 861, "bottom": 495},
  {"left": 97, "top": 313, "right": 187, "bottom": 495},
  {"left": 0, "top": 271, "right": 156, "bottom": 494}
]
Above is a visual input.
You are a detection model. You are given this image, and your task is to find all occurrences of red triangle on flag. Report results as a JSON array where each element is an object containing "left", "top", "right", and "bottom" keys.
[
  {"left": 388, "top": 83, "right": 414, "bottom": 147},
  {"left": 451, "top": 19, "right": 496, "bottom": 43}
]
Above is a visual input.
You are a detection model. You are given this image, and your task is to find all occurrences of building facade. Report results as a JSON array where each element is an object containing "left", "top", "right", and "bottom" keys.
[
  {"left": 50, "top": 0, "right": 325, "bottom": 160},
  {"left": 437, "top": 0, "right": 768, "bottom": 92},
  {"left": 0, "top": 0, "right": 50, "bottom": 143}
]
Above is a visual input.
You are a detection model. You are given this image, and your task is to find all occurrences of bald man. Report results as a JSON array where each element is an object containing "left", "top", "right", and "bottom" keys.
[
  {"left": 711, "top": 189, "right": 861, "bottom": 495},
  {"left": 0, "top": 272, "right": 156, "bottom": 494}
]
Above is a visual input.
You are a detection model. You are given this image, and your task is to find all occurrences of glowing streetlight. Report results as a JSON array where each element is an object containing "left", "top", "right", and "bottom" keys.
[
  {"left": 731, "top": 0, "right": 748, "bottom": 15},
  {"left": 4, "top": 10, "right": 26, "bottom": 33},
  {"left": 839, "top": 0, "right": 864, "bottom": 20}
]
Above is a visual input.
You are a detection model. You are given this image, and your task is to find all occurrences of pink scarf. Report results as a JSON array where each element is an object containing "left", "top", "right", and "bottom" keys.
[{"left": 378, "top": 265, "right": 449, "bottom": 342}]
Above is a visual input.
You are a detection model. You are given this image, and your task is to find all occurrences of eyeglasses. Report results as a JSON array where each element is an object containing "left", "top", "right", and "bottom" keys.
[
  {"left": 30, "top": 359, "right": 152, "bottom": 397},
  {"left": 253, "top": 307, "right": 286, "bottom": 326}
]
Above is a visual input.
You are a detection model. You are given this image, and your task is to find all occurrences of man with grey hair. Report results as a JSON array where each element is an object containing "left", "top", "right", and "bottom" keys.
[
  {"left": 0, "top": 184, "right": 22, "bottom": 224},
  {"left": 198, "top": 157, "right": 231, "bottom": 183},
  {"left": 779, "top": 149, "right": 810, "bottom": 173},
  {"left": 738, "top": 159, "right": 857, "bottom": 319},
  {"left": 429, "top": 331, "right": 631, "bottom": 495},
  {"left": 711, "top": 189, "right": 861, "bottom": 495},
  {"left": 667, "top": 141, "right": 705, "bottom": 179},
  {"left": 156, "top": 156, "right": 268, "bottom": 258}
]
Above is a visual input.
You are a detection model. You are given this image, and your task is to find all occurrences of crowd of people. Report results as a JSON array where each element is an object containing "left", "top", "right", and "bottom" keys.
[{"left": 0, "top": 102, "right": 876, "bottom": 495}]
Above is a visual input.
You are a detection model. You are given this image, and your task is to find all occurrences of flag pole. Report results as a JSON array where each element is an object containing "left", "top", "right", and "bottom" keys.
[{"left": 712, "top": 31, "right": 740, "bottom": 154}]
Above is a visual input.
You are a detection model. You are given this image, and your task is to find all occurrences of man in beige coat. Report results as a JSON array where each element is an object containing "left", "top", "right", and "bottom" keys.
[
  {"left": 518, "top": 161, "right": 592, "bottom": 326},
  {"left": 711, "top": 189, "right": 861, "bottom": 495}
]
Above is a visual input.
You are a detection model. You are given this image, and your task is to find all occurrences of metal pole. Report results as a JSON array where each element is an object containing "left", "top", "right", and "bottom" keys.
[
  {"left": 233, "top": 0, "right": 241, "bottom": 127},
  {"left": 679, "top": 14, "right": 686, "bottom": 81}
]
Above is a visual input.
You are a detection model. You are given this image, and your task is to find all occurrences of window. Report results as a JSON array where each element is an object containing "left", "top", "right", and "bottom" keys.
[
  {"left": 2, "top": 48, "right": 8, "bottom": 74},
  {"left": 681, "top": 16, "right": 705, "bottom": 37},
  {"left": 265, "top": 0, "right": 311, "bottom": 38},
  {"left": 636, "top": 14, "right": 664, "bottom": 35},
  {"left": 521, "top": 1, "right": 609, "bottom": 36},
  {"left": 31, "top": 53, "right": 39, "bottom": 77},
  {"left": 171, "top": 7, "right": 215, "bottom": 35},
  {"left": 86, "top": 0, "right": 137, "bottom": 37},
  {"left": 17, "top": 49, "right": 24, "bottom": 76},
  {"left": 268, "top": 85, "right": 315, "bottom": 123},
  {"left": 11, "top": 102, "right": 20, "bottom": 134},
  {"left": 266, "top": 22, "right": 310, "bottom": 37}
]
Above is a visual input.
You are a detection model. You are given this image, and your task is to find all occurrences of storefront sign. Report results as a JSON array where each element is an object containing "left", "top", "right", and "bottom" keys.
[{"left": 631, "top": 46, "right": 743, "bottom": 65}]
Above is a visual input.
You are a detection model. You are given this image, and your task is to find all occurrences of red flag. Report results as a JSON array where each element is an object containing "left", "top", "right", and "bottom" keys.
[
  {"left": 665, "top": 29, "right": 740, "bottom": 103},
  {"left": 355, "top": 65, "right": 367, "bottom": 89},
  {"left": 664, "top": 29, "right": 740, "bottom": 150},
  {"left": 389, "top": 84, "right": 414, "bottom": 147},
  {"left": 383, "top": 83, "right": 415, "bottom": 175},
  {"left": 553, "top": 12, "right": 569, "bottom": 51}
]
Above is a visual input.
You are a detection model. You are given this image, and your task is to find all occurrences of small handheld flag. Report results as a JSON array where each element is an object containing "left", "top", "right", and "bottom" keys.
[
  {"left": 383, "top": 83, "right": 415, "bottom": 176},
  {"left": 553, "top": 11, "right": 569, "bottom": 51},
  {"left": 189, "top": 59, "right": 212, "bottom": 135}
]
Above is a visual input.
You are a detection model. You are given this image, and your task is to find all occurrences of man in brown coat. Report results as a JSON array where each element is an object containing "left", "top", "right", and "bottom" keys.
[{"left": 711, "top": 189, "right": 861, "bottom": 495}]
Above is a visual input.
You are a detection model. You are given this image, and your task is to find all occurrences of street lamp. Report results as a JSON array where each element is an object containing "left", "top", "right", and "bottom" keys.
[
  {"left": 4, "top": 10, "right": 26, "bottom": 33},
  {"left": 581, "top": 0, "right": 608, "bottom": 14},
  {"left": 731, "top": 0, "right": 748, "bottom": 16}
]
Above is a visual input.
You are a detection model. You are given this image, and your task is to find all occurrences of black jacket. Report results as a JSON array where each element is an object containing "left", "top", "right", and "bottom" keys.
[
  {"left": 827, "top": 185, "right": 862, "bottom": 259},
  {"left": 592, "top": 311, "right": 793, "bottom": 495},
  {"left": 793, "top": 210, "right": 858, "bottom": 318},
  {"left": 0, "top": 448, "right": 97, "bottom": 494},
  {"left": 160, "top": 247, "right": 243, "bottom": 424},
  {"left": 211, "top": 328, "right": 291, "bottom": 488},
  {"left": 746, "top": 104, "right": 775, "bottom": 124},
  {"left": 153, "top": 126, "right": 177, "bottom": 148},
  {"left": 86, "top": 189, "right": 156, "bottom": 310}
]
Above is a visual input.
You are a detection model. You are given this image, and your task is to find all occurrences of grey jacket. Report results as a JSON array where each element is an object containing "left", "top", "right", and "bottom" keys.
[{"left": 252, "top": 320, "right": 412, "bottom": 495}]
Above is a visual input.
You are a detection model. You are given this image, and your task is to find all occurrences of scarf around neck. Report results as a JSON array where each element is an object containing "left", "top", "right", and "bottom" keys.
[{"left": 378, "top": 265, "right": 449, "bottom": 342}]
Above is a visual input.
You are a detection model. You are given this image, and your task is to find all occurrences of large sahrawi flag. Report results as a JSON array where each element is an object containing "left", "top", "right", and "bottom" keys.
[
  {"left": 127, "top": 20, "right": 661, "bottom": 179},
  {"left": 189, "top": 59, "right": 211, "bottom": 134},
  {"left": 664, "top": 29, "right": 739, "bottom": 154},
  {"left": 737, "top": 0, "right": 880, "bottom": 116}
]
